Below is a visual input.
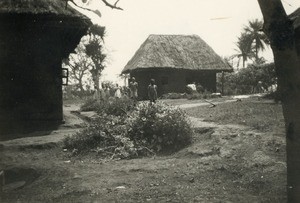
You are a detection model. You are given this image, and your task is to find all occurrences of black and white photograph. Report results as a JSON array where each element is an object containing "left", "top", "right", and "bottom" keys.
[{"left": 1, "top": 0, "right": 300, "bottom": 202}]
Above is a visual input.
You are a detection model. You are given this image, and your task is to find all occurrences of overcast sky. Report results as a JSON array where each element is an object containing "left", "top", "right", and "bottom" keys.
[{"left": 73, "top": 0, "right": 300, "bottom": 83}]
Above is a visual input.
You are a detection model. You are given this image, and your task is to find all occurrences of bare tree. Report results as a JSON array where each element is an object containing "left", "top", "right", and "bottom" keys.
[
  {"left": 257, "top": 0, "right": 300, "bottom": 202},
  {"left": 63, "top": 44, "right": 93, "bottom": 92}
]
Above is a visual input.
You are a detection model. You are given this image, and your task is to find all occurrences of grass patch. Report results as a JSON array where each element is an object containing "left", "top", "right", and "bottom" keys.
[{"left": 184, "top": 98, "right": 284, "bottom": 132}]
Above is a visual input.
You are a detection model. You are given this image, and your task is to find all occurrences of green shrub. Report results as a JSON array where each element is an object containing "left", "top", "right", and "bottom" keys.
[
  {"left": 80, "top": 96, "right": 135, "bottom": 116},
  {"left": 196, "top": 84, "right": 205, "bottom": 93},
  {"left": 127, "top": 102, "right": 193, "bottom": 154},
  {"left": 64, "top": 101, "right": 193, "bottom": 158},
  {"left": 217, "top": 63, "right": 277, "bottom": 95},
  {"left": 96, "top": 96, "right": 136, "bottom": 116},
  {"left": 64, "top": 114, "right": 138, "bottom": 159},
  {"left": 80, "top": 98, "right": 99, "bottom": 112},
  {"left": 186, "top": 91, "right": 212, "bottom": 100},
  {"left": 262, "top": 90, "right": 281, "bottom": 102}
]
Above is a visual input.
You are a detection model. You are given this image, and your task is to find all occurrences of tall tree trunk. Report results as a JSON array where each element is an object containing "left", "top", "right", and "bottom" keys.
[
  {"left": 255, "top": 42, "right": 259, "bottom": 62},
  {"left": 257, "top": 0, "right": 300, "bottom": 202}
]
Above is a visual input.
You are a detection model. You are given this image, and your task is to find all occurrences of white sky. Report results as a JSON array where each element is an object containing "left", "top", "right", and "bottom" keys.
[{"left": 72, "top": 0, "right": 300, "bottom": 83}]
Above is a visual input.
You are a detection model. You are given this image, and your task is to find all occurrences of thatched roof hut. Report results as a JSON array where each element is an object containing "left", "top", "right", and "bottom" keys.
[
  {"left": 122, "top": 34, "right": 231, "bottom": 73},
  {"left": 0, "top": 0, "right": 92, "bottom": 136},
  {"left": 122, "top": 34, "right": 232, "bottom": 99},
  {"left": 0, "top": 0, "right": 83, "bottom": 16}
]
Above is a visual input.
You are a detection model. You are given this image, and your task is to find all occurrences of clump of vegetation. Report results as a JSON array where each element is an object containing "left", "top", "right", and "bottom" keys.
[
  {"left": 80, "top": 96, "right": 135, "bottom": 116},
  {"left": 64, "top": 114, "right": 137, "bottom": 159},
  {"left": 80, "top": 98, "right": 99, "bottom": 111},
  {"left": 64, "top": 101, "right": 193, "bottom": 159},
  {"left": 127, "top": 102, "right": 193, "bottom": 154},
  {"left": 217, "top": 63, "right": 276, "bottom": 95},
  {"left": 262, "top": 90, "right": 281, "bottom": 102},
  {"left": 96, "top": 96, "right": 136, "bottom": 116},
  {"left": 186, "top": 91, "right": 212, "bottom": 100}
]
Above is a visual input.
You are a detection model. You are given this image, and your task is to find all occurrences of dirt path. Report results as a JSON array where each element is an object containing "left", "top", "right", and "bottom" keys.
[
  {"left": 0, "top": 99, "right": 286, "bottom": 202},
  {"left": 0, "top": 104, "right": 85, "bottom": 149}
]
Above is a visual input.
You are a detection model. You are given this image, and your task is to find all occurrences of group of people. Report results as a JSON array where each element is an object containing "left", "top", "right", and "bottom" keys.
[
  {"left": 129, "top": 77, "right": 158, "bottom": 104},
  {"left": 93, "top": 77, "right": 158, "bottom": 103}
]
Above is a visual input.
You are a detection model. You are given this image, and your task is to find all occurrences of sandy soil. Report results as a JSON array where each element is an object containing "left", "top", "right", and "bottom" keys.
[{"left": 0, "top": 100, "right": 286, "bottom": 202}]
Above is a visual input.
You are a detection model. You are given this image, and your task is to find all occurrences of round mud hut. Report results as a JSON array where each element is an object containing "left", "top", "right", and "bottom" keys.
[
  {"left": 121, "top": 34, "right": 233, "bottom": 100},
  {"left": 0, "top": 0, "right": 92, "bottom": 135}
]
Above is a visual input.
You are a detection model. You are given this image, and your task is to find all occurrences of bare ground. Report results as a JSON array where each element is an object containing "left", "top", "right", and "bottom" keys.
[{"left": 0, "top": 99, "right": 286, "bottom": 202}]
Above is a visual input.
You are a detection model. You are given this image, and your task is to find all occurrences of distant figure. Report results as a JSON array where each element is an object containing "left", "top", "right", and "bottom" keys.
[
  {"left": 129, "top": 77, "right": 138, "bottom": 100},
  {"left": 114, "top": 84, "right": 122, "bottom": 98},
  {"left": 104, "top": 84, "right": 111, "bottom": 99},
  {"left": 93, "top": 85, "right": 101, "bottom": 100},
  {"left": 148, "top": 79, "right": 158, "bottom": 104}
]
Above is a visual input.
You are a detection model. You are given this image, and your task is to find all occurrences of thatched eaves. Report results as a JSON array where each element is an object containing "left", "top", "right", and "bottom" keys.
[
  {"left": 0, "top": 0, "right": 86, "bottom": 18},
  {"left": 122, "top": 34, "right": 232, "bottom": 74},
  {"left": 289, "top": 8, "right": 300, "bottom": 30}
]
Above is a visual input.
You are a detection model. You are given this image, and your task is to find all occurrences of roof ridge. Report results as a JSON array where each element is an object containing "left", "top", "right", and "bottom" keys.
[{"left": 122, "top": 34, "right": 232, "bottom": 73}]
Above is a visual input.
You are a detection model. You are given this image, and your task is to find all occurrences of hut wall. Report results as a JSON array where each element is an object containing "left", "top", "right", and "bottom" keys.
[
  {"left": 130, "top": 69, "right": 217, "bottom": 100},
  {"left": 0, "top": 15, "right": 88, "bottom": 135}
]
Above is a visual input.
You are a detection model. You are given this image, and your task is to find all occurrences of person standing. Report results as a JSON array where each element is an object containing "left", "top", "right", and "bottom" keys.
[
  {"left": 114, "top": 84, "right": 122, "bottom": 99},
  {"left": 129, "top": 77, "right": 138, "bottom": 100},
  {"left": 148, "top": 79, "right": 158, "bottom": 104}
]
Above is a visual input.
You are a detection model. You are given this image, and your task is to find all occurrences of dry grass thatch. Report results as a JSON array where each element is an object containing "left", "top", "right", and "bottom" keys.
[
  {"left": 0, "top": 0, "right": 84, "bottom": 17},
  {"left": 122, "top": 34, "right": 232, "bottom": 74}
]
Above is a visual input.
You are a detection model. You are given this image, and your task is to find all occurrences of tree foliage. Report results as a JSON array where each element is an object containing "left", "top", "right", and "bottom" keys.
[
  {"left": 243, "top": 19, "right": 270, "bottom": 62},
  {"left": 85, "top": 24, "right": 107, "bottom": 90},
  {"left": 231, "top": 33, "right": 254, "bottom": 68},
  {"left": 231, "top": 19, "right": 269, "bottom": 68},
  {"left": 63, "top": 25, "right": 107, "bottom": 93},
  {"left": 63, "top": 44, "right": 93, "bottom": 92},
  {"left": 218, "top": 63, "right": 276, "bottom": 95}
]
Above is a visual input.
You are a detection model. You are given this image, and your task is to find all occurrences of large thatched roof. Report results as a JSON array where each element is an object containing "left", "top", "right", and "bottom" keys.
[
  {"left": 122, "top": 34, "right": 232, "bottom": 74},
  {"left": 289, "top": 8, "right": 300, "bottom": 29},
  {"left": 0, "top": 0, "right": 85, "bottom": 18}
]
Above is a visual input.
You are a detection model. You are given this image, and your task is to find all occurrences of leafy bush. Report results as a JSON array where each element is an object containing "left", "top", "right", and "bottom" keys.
[
  {"left": 127, "top": 102, "right": 193, "bottom": 154},
  {"left": 64, "top": 115, "right": 137, "bottom": 159},
  {"left": 64, "top": 101, "right": 193, "bottom": 158},
  {"left": 80, "top": 96, "right": 135, "bottom": 116},
  {"left": 262, "top": 90, "right": 281, "bottom": 102},
  {"left": 80, "top": 98, "right": 99, "bottom": 112},
  {"left": 95, "top": 96, "right": 136, "bottom": 116},
  {"left": 217, "top": 63, "right": 276, "bottom": 95},
  {"left": 196, "top": 84, "right": 205, "bottom": 93}
]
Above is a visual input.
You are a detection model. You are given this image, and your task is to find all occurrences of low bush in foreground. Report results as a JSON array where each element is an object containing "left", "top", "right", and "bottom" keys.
[
  {"left": 64, "top": 102, "right": 193, "bottom": 159},
  {"left": 80, "top": 98, "right": 99, "bottom": 112},
  {"left": 127, "top": 102, "right": 193, "bottom": 154}
]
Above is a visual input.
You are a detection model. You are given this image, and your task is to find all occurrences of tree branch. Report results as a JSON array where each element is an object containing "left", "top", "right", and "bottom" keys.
[
  {"left": 101, "top": 0, "right": 123, "bottom": 10},
  {"left": 69, "top": 0, "right": 95, "bottom": 13},
  {"left": 257, "top": 0, "right": 294, "bottom": 50}
]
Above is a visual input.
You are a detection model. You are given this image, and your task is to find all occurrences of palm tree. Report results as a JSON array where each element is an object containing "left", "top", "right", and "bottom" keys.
[
  {"left": 231, "top": 33, "right": 254, "bottom": 68},
  {"left": 243, "top": 19, "right": 269, "bottom": 62}
]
